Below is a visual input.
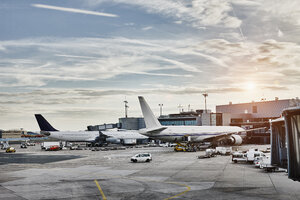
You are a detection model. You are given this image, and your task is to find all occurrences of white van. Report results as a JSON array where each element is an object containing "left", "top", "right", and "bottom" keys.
[
  {"left": 131, "top": 153, "right": 152, "bottom": 163},
  {"left": 232, "top": 152, "right": 247, "bottom": 163}
]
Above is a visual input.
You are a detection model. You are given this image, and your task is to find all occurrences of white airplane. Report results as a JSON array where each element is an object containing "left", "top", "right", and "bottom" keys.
[
  {"left": 138, "top": 96, "right": 250, "bottom": 147},
  {"left": 35, "top": 114, "right": 148, "bottom": 146}
]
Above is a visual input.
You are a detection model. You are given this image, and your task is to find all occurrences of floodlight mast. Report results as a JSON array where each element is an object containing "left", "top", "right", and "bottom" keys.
[
  {"left": 203, "top": 93, "right": 208, "bottom": 113},
  {"left": 158, "top": 104, "right": 163, "bottom": 116},
  {"left": 124, "top": 100, "right": 129, "bottom": 118}
]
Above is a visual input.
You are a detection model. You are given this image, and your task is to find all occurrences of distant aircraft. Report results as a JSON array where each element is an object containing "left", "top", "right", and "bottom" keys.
[
  {"left": 0, "top": 135, "right": 48, "bottom": 149},
  {"left": 34, "top": 114, "right": 147, "bottom": 146},
  {"left": 138, "top": 96, "right": 253, "bottom": 150}
]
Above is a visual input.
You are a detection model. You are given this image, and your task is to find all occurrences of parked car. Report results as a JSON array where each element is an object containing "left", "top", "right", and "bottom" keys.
[
  {"left": 131, "top": 153, "right": 152, "bottom": 163},
  {"left": 6, "top": 147, "right": 16, "bottom": 153}
]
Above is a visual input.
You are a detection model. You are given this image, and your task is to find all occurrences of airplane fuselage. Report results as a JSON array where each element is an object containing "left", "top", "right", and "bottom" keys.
[
  {"left": 139, "top": 126, "right": 245, "bottom": 142},
  {"left": 47, "top": 130, "right": 148, "bottom": 142},
  {"left": 48, "top": 131, "right": 99, "bottom": 142}
]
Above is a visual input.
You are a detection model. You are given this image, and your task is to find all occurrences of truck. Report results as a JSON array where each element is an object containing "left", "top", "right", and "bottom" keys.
[
  {"left": 232, "top": 152, "right": 247, "bottom": 163},
  {"left": 41, "top": 142, "right": 62, "bottom": 150}
]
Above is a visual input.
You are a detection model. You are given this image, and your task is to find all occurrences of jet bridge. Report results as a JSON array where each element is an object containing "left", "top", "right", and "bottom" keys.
[
  {"left": 283, "top": 107, "right": 300, "bottom": 181},
  {"left": 270, "top": 117, "right": 287, "bottom": 169}
]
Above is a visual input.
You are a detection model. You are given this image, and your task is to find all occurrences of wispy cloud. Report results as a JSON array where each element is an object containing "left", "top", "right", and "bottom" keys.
[
  {"left": 88, "top": 0, "right": 241, "bottom": 29},
  {"left": 32, "top": 4, "right": 118, "bottom": 18},
  {"left": 142, "top": 26, "right": 153, "bottom": 31}
]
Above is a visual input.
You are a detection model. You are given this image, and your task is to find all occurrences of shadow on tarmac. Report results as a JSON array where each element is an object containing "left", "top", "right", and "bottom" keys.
[{"left": 0, "top": 153, "right": 82, "bottom": 165}]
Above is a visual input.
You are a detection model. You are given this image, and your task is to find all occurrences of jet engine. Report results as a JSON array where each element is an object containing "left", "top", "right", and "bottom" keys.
[
  {"left": 228, "top": 134, "right": 243, "bottom": 145},
  {"left": 106, "top": 138, "right": 121, "bottom": 144},
  {"left": 218, "top": 134, "right": 243, "bottom": 146}
]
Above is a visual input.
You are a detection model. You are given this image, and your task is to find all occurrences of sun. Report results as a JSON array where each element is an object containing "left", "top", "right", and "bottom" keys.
[{"left": 245, "top": 82, "right": 256, "bottom": 90}]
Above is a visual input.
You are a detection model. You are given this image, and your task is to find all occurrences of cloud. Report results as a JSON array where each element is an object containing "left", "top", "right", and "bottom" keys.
[
  {"left": 32, "top": 4, "right": 118, "bottom": 18},
  {"left": 55, "top": 54, "right": 99, "bottom": 59},
  {"left": 0, "top": 84, "right": 287, "bottom": 106},
  {"left": 0, "top": 37, "right": 207, "bottom": 87},
  {"left": 1, "top": 36, "right": 300, "bottom": 91},
  {"left": 259, "top": 0, "right": 300, "bottom": 26},
  {"left": 86, "top": 0, "right": 241, "bottom": 29},
  {"left": 142, "top": 26, "right": 153, "bottom": 31},
  {"left": 277, "top": 29, "right": 284, "bottom": 37}
]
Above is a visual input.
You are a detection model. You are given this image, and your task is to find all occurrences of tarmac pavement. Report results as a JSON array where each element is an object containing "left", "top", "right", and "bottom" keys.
[{"left": 0, "top": 144, "right": 300, "bottom": 200}]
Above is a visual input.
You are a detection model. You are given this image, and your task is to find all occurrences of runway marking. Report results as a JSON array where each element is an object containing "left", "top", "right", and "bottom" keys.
[
  {"left": 94, "top": 179, "right": 107, "bottom": 200},
  {"left": 93, "top": 175, "right": 191, "bottom": 200},
  {"left": 163, "top": 182, "right": 191, "bottom": 200}
]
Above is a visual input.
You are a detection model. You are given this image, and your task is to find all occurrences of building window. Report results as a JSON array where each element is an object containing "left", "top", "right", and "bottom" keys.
[{"left": 252, "top": 106, "right": 257, "bottom": 113}]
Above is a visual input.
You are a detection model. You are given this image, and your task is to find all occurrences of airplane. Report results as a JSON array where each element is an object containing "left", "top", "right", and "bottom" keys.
[
  {"left": 138, "top": 96, "right": 260, "bottom": 151},
  {"left": 34, "top": 114, "right": 148, "bottom": 146}
]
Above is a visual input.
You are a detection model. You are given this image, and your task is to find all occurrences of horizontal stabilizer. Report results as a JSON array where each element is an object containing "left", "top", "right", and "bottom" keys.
[{"left": 145, "top": 127, "right": 167, "bottom": 134}]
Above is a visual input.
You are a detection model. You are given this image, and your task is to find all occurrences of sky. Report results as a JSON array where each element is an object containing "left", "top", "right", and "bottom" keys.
[{"left": 1, "top": 0, "right": 300, "bottom": 131}]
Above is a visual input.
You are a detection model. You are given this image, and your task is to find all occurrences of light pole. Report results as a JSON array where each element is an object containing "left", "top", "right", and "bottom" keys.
[
  {"left": 203, "top": 93, "right": 208, "bottom": 113},
  {"left": 158, "top": 104, "right": 163, "bottom": 116},
  {"left": 124, "top": 100, "right": 129, "bottom": 118}
]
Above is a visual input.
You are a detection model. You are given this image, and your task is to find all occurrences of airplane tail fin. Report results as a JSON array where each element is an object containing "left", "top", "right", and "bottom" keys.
[
  {"left": 35, "top": 114, "right": 58, "bottom": 131},
  {"left": 138, "top": 96, "right": 162, "bottom": 129}
]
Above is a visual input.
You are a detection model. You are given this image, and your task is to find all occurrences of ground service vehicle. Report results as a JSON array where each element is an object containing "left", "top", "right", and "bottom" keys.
[
  {"left": 254, "top": 156, "right": 264, "bottom": 167},
  {"left": 232, "top": 152, "right": 247, "bottom": 163},
  {"left": 246, "top": 149, "right": 265, "bottom": 163},
  {"left": 131, "top": 153, "right": 152, "bottom": 163},
  {"left": 41, "top": 142, "right": 62, "bottom": 150},
  {"left": 48, "top": 145, "right": 60, "bottom": 151},
  {"left": 20, "top": 143, "right": 27, "bottom": 148},
  {"left": 216, "top": 147, "right": 232, "bottom": 155},
  {"left": 6, "top": 147, "right": 16, "bottom": 153}
]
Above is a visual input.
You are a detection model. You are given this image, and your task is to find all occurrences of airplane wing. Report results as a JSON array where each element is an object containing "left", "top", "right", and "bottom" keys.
[
  {"left": 202, "top": 127, "right": 267, "bottom": 142},
  {"left": 202, "top": 131, "right": 238, "bottom": 142},
  {"left": 101, "top": 130, "right": 148, "bottom": 139}
]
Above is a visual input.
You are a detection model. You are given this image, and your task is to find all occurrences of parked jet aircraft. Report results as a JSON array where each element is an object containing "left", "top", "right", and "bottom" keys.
[
  {"left": 35, "top": 114, "right": 147, "bottom": 146},
  {"left": 138, "top": 96, "right": 252, "bottom": 148}
]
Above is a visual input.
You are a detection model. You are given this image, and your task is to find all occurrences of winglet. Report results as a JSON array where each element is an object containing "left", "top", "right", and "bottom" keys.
[
  {"left": 138, "top": 96, "right": 162, "bottom": 129},
  {"left": 35, "top": 114, "right": 58, "bottom": 131}
]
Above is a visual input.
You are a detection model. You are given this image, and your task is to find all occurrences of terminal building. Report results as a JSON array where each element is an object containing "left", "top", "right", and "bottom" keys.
[
  {"left": 216, "top": 98, "right": 300, "bottom": 144},
  {"left": 158, "top": 110, "right": 207, "bottom": 126},
  {"left": 216, "top": 98, "right": 300, "bottom": 128},
  {"left": 119, "top": 117, "right": 145, "bottom": 130}
]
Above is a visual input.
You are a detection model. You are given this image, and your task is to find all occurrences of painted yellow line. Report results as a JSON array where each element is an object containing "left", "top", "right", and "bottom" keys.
[
  {"left": 163, "top": 182, "right": 191, "bottom": 200},
  {"left": 94, "top": 179, "right": 107, "bottom": 200}
]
